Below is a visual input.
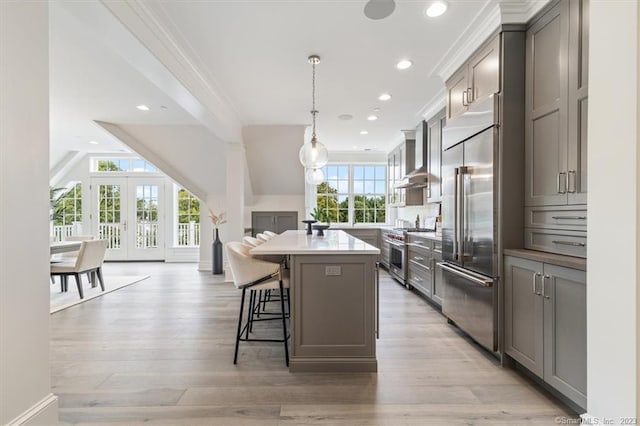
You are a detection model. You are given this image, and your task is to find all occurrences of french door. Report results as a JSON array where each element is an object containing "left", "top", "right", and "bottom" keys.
[{"left": 91, "top": 177, "right": 165, "bottom": 261}]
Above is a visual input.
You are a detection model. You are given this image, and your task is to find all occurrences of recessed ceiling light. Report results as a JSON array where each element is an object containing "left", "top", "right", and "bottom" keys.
[
  {"left": 364, "top": 148, "right": 372, "bottom": 151},
  {"left": 136, "top": 104, "right": 150, "bottom": 111},
  {"left": 160, "top": 105, "right": 168, "bottom": 110},
  {"left": 396, "top": 59, "right": 413, "bottom": 70},
  {"left": 373, "top": 107, "right": 381, "bottom": 112},
  {"left": 360, "top": 130, "right": 369, "bottom": 135},
  {"left": 426, "top": 1, "right": 447, "bottom": 17},
  {"left": 378, "top": 93, "right": 392, "bottom": 101},
  {"left": 88, "top": 140, "right": 99, "bottom": 145},
  {"left": 338, "top": 114, "right": 353, "bottom": 120},
  {"left": 367, "top": 115, "right": 378, "bottom": 121}
]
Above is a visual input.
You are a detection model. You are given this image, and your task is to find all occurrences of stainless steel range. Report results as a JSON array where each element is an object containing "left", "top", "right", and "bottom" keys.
[{"left": 382, "top": 229, "right": 406, "bottom": 285}]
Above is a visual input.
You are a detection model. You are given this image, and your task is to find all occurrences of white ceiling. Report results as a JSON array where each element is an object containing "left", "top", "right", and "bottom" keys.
[
  {"left": 150, "top": 0, "right": 487, "bottom": 152},
  {"left": 49, "top": 0, "right": 492, "bottom": 176},
  {"left": 49, "top": 2, "right": 199, "bottom": 166}
]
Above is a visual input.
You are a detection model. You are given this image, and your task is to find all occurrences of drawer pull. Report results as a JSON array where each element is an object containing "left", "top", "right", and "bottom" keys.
[
  {"left": 552, "top": 240, "right": 586, "bottom": 247},
  {"left": 413, "top": 256, "right": 425, "bottom": 261},
  {"left": 551, "top": 216, "right": 587, "bottom": 220},
  {"left": 413, "top": 276, "right": 423, "bottom": 282}
]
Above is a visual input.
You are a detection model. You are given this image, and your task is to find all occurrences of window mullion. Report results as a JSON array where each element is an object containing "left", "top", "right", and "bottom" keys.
[{"left": 348, "top": 165, "right": 354, "bottom": 225}]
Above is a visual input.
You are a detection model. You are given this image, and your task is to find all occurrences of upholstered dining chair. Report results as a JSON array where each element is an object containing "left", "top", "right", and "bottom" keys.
[
  {"left": 226, "top": 241, "right": 289, "bottom": 366},
  {"left": 242, "top": 236, "right": 262, "bottom": 247},
  {"left": 256, "top": 233, "right": 271, "bottom": 242},
  {"left": 50, "top": 239, "right": 108, "bottom": 299},
  {"left": 53, "top": 235, "right": 96, "bottom": 285},
  {"left": 263, "top": 231, "right": 278, "bottom": 238}
]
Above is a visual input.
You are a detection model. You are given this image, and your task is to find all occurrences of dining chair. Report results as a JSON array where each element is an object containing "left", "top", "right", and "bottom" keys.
[
  {"left": 263, "top": 231, "right": 278, "bottom": 238},
  {"left": 242, "top": 236, "right": 262, "bottom": 247},
  {"left": 50, "top": 239, "right": 108, "bottom": 299},
  {"left": 256, "top": 233, "right": 271, "bottom": 242},
  {"left": 55, "top": 235, "right": 96, "bottom": 285},
  {"left": 226, "top": 241, "right": 289, "bottom": 366}
]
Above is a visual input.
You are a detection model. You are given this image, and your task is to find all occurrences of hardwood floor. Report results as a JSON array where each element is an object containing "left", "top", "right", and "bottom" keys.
[{"left": 51, "top": 262, "right": 577, "bottom": 425}]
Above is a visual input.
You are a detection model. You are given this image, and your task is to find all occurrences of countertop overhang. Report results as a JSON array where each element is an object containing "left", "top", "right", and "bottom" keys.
[{"left": 250, "top": 230, "right": 380, "bottom": 255}]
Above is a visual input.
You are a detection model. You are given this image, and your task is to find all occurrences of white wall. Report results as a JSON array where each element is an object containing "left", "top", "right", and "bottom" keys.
[
  {"left": 243, "top": 125, "right": 306, "bottom": 195},
  {"left": 0, "top": 2, "right": 58, "bottom": 424},
  {"left": 587, "top": 1, "right": 638, "bottom": 420}
]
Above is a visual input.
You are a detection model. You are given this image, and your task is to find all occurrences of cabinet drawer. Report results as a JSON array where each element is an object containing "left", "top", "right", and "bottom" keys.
[
  {"left": 407, "top": 245, "right": 430, "bottom": 264},
  {"left": 525, "top": 228, "right": 586, "bottom": 258},
  {"left": 433, "top": 240, "right": 443, "bottom": 256},
  {"left": 408, "top": 262, "right": 432, "bottom": 296},
  {"left": 407, "top": 238, "right": 432, "bottom": 252},
  {"left": 525, "top": 206, "right": 587, "bottom": 231}
]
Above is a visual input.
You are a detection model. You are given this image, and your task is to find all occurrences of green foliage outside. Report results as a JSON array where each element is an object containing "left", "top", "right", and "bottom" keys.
[
  {"left": 178, "top": 189, "right": 200, "bottom": 223},
  {"left": 50, "top": 184, "right": 82, "bottom": 226},
  {"left": 316, "top": 182, "right": 386, "bottom": 224}
]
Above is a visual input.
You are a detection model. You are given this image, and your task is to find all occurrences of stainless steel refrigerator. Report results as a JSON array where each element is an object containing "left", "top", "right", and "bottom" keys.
[{"left": 438, "top": 94, "right": 499, "bottom": 352}]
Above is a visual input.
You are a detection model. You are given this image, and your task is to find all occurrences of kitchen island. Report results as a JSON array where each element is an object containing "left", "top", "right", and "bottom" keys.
[{"left": 250, "top": 230, "right": 380, "bottom": 372}]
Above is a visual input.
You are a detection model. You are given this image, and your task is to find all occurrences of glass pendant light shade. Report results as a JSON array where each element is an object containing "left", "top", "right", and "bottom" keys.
[
  {"left": 299, "top": 139, "right": 329, "bottom": 169},
  {"left": 305, "top": 167, "right": 325, "bottom": 185}
]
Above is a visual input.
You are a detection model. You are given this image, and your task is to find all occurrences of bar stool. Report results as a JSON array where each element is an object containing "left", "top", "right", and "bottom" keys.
[
  {"left": 256, "top": 233, "right": 271, "bottom": 242},
  {"left": 242, "top": 236, "right": 262, "bottom": 247},
  {"left": 226, "top": 242, "right": 290, "bottom": 366},
  {"left": 263, "top": 231, "right": 278, "bottom": 238}
]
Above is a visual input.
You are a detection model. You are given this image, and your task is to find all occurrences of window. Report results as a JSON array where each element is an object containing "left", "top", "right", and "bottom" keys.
[
  {"left": 94, "top": 158, "right": 157, "bottom": 173},
  {"left": 316, "top": 164, "right": 386, "bottom": 224},
  {"left": 50, "top": 183, "right": 82, "bottom": 241},
  {"left": 176, "top": 188, "right": 200, "bottom": 246}
]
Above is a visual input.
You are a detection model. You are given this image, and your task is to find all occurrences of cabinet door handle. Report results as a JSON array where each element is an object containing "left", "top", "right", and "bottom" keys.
[
  {"left": 568, "top": 170, "right": 577, "bottom": 193},
  {"left": 543, "top": 275, "right": 551, "bottom": 299},
  {"left": 557, "top": 172, "right": 567, "bottom": 194},
  {"left": 413, "top": 256, "right": 425, "bottom": 261},
  {"left": 551, "top": 216, "right": 587, "bottom": 220},
  {"left": 552, "top": 240, "right": 586, "bottom": 247},
  {"left": 532, "top": 272, "right": 541, "bottom": 296},
  {"left": 462, "top": 90, "right": 468, "bottom": 106},
  {"left": 467, "top": 87, "right": 474, "bottom": 103}
]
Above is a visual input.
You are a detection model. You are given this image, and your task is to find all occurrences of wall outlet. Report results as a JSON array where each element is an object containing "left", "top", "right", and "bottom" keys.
[{"left": 325, "top": 265, "right": 342, "bottom": 276}]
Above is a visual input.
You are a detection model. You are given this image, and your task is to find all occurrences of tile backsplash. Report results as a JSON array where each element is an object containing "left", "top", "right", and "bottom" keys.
[{"left": 396, "top": 203, "right": 441, "bottom": 227}]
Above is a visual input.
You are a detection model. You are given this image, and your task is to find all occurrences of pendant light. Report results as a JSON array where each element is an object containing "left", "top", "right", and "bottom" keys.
[
  {"left": 299, "top": 55, "right": 329, "bottom": 170},
  {"left": 305, "top": 167, "right": 325, "bottom": 185}
]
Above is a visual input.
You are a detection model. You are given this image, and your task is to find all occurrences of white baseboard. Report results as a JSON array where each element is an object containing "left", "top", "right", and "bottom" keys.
[{"left": 7, "top": 393, "right": 58, "bottom": 425}]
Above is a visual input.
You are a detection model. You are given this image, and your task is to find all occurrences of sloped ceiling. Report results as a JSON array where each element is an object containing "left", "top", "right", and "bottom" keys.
[
  {"left": 99, "top": 123, "right": 227, "bottom": 199},
  {"left": 243, "top": 126, "right": 306, "bottom": 196}
]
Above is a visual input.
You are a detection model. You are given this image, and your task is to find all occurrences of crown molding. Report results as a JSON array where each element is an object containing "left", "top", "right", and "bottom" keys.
[
  {"left": 430, "top": 0, "right": 552, "bottom": 83},
  {"left": 417, "top": 87, "right": 446, "bottom": 121},
  {"left": 99, "top": 0, "right": 243, "bottom": 142}
]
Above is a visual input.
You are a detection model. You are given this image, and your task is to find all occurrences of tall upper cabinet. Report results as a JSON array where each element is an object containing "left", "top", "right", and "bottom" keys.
[
  {"left": 425, "top": 109, "right": 445, "bottom": 203},
  {"left": 447, "top": 36, "right": 501, "bottom": 121},
  {"left": 524, "top": 0, "right": 589, "bottom": 257},
  {"left": 525, "top": 0, "right": 588, "bottom": 207}
]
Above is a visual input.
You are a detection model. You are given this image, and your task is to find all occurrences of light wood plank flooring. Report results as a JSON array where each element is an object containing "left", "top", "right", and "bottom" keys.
[{"left": 51, "top": 262, "right": 578, "bottom": 425}]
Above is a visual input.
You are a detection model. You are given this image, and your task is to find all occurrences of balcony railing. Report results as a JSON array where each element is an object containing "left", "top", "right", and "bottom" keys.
[
  {"left": 177, "top": 222, "right": 200, "bottom": 246},
  {"left": 53, "top": 222, "right": 200, "bottom": 248}
]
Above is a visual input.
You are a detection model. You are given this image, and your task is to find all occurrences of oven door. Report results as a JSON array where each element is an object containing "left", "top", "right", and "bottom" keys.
[{"left": 387, "top": 239, "right": 406, "bottom": 284}]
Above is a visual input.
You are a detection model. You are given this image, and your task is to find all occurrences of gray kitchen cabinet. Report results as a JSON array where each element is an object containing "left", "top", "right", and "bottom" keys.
[
  {"left": 406, "top": 234, "right": 442, "bottom": 307},
  {"left": 504, "top": 256, "right": 544, "bottom": 377},
  {"left": 431, "top": 240, "right": 444, "bottom": 305},
  {"left": 387, "top": 153, "right": 396, "bottom": 205},
  {"left": 446, "top": 66, "right": 469, "bottom": 121},
  {"left": 525, "top": 0, "right": 589, "bottom": 208},
  {"left": 446, "top": 34, "right": 500, "bottom": 121},
  {"left": 542, "top": 263, "right": 587, "bottom": 409},
  {"left": 504, "top": 255, "right": 586, "bottom": 409},
  {"left": 468, "top": 35, "right": 501, "bottom": 104},
  {"left": 567, "top": 0, "right": 589, "bottom": 205},
  {"left": 251, "top": 211, "right": 298, "bottom": 236},
  {"left": 426, "top": 109, "right": 445, "bottom": 203}
]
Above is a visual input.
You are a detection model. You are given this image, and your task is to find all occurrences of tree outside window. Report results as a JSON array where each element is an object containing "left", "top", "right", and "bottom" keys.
[{"left": 316, "top": 164, "right": 386, "bottom": 224}]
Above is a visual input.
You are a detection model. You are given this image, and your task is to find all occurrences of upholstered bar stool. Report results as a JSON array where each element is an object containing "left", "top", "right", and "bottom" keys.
[
  {"left": 263, "top": 231, "right": 278, "bottom": 238},
  {"left": 226, "top": 241, "right": 290, "bottom": 366},
  {"left": 242, "top": 236, "right": 262, "bottom": 247},
  {"left": 256, "top": 233, "right": 271, "bottom": 242}
]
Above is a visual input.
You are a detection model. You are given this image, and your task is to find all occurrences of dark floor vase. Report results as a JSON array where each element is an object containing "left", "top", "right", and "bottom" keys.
[{"left": 212, "top": 228, "right": 223, "bottom": 275}]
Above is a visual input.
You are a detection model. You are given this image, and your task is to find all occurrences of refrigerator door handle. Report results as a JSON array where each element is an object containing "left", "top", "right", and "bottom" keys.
[
  {"left": 437, "top": 262, "right": 493, "bottom": 287},
  {"left": 453, "top": 167, "right": 460, "bottom": 261},
  {"left": 457, "top": 167, "right": 466, "bottom": 262}
]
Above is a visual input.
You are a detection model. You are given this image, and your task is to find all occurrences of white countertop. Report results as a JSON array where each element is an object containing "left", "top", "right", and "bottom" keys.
[{"left": 250, "top": 230, "right": 380, "bottom": 255}]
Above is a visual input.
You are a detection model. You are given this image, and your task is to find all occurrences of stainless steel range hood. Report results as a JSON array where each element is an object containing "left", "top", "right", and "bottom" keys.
[
  {"left": 396, "top": 166, "right": 428, "bottom": 188},
  {"left": 396, "top": 121, "right": 428, "bottom": 188}
]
